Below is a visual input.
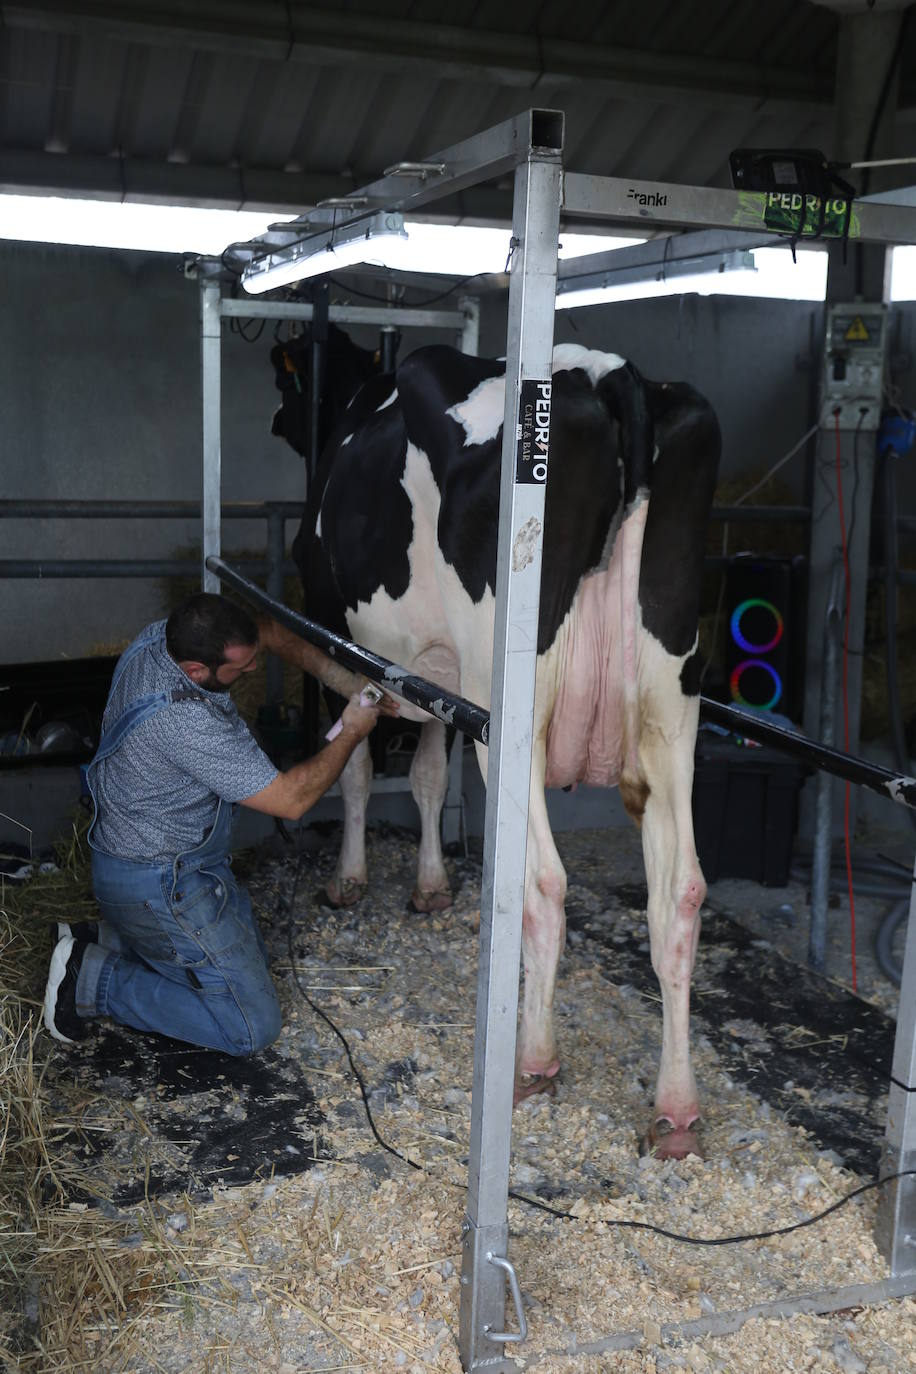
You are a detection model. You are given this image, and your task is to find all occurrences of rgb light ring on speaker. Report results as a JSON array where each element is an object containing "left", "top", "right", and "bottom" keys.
[
  {"left": 729, "top": 598, "right": 784, "bottom": 654},
  {"left": 729, "top": 659, "right": 783, "bottom": 711}
]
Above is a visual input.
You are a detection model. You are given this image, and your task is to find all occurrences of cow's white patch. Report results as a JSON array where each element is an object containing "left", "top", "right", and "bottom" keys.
[
  {"left": 345, "top": 442, "right": 462, "bottom": 724},
  {"left": 637, "top": 608, "right": 699, "bottom": 743},
  {"left": 552, "top": 343, "right": 626, "bottom": 386},
  {"left": 446, "top": 375, "right": 504, "bottom": 447},
  {"left": 341, "top": 433, "right": 353, "bottom": 446},
  {"left": 376, "top": 386, "right": 398, "bottom": 412},
  {"left": 512, "top": 516, "right": 542, "bottom": 572},
  {"left": 315, "top": 509, "right": 322, "bottom": 539}
]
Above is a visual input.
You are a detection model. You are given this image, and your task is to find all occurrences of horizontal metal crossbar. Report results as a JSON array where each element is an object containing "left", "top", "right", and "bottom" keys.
[
  {"left": 562, "top": 172, "right": 916, "bottom": 245},
  {"left": 207, "top": 556, "right": 490, "bottom": 745},
  {"left": 700, "top": 698, "right": 916, "bottom": 810}
]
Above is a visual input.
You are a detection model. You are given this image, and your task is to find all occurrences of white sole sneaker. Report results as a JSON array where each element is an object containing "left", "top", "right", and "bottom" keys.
[{"left": 43, "top": 935, "right": 80, "bottom": 1044}]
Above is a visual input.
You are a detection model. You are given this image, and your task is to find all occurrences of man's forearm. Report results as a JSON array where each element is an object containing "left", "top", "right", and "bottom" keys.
[
  {"left": 279, "top": 729, "right": 363, "bottom": 818},
  {"left": 257, "top": 616, "right": 364, "bottom": 698}
]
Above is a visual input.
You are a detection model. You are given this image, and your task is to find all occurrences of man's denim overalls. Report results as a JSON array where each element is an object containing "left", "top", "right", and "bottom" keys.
[{"left": 76, "top": 624, "right": 282, "bottom": 1055}]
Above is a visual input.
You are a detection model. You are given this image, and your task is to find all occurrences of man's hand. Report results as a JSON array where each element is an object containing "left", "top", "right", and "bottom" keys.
[
  {"left": 339, "top": 691, "right": 382, "bottom": 740},
  {"left": 241, "top": 690, "right": 383, "bottom": 821},
  {"left": 372, "top": 687, "right": 400, "bottom": 719}
]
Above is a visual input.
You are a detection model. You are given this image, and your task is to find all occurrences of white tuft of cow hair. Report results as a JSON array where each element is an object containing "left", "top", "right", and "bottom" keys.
[{"left": 551, "top": 344, "right": 626, "bottom": 385}]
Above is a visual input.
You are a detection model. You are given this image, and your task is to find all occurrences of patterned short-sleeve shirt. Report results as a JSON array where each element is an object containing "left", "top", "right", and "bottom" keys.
[{"left": 92, "top": 621, "right": 278, "bottom": 862}]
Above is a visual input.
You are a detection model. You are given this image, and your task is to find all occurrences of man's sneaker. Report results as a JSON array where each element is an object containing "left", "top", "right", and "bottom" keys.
[
  {"left": 56, "top": 920, "right": 98, "bottom": 944},
  {"left": 43, "top": 935, "right": 90, "bottom": 1044}
]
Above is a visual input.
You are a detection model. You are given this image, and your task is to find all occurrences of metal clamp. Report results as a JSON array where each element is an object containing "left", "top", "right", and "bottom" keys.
[
  {"left": 383, "top": 161, "right": 448, "bottom": 179},
  {"left": 482, "top": 1253, "right": 528, "bottom": 1344},
  {"left": 316, "top": 196, "right": 370, "bottom": 210}
]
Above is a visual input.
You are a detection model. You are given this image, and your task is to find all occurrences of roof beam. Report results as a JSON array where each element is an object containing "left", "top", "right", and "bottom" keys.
[
  {"left": 0, "top": 146, "right": 517, "bottom": 219},
  {"left": 4, "top": 1, "right": 834, "bottom": 115}
]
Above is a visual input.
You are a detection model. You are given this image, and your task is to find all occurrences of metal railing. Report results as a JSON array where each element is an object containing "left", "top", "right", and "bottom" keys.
[{"left": 0, "top": 498, "right": 302, "bottom": 703}]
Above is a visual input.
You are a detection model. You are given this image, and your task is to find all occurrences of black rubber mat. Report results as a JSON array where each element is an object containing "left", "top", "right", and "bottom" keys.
[
  {"left": 56, "top": 1026, "right": 326, "bottom": 1205},
  {"left": 568, "top": 883, "right": 895, "bottom": 1177}
]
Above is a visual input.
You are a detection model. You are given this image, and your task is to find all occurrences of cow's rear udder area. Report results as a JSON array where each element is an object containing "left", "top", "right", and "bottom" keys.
[{"left": 544, "top": 562, "right": 626, "bottom": 789}]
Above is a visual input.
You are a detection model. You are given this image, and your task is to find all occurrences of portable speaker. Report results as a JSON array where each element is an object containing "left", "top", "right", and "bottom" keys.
[{"left": 726, "top": 557, "right": 793, "bottom": 715}]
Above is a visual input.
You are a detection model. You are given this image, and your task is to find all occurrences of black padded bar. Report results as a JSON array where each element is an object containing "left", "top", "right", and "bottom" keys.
[{"left": 700, "top": 697, "right": 916, "bottom": 810}]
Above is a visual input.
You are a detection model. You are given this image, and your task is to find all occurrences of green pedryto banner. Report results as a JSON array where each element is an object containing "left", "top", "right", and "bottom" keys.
[{"left": 756, "top": 191, "right": 858, "bottom": 239}]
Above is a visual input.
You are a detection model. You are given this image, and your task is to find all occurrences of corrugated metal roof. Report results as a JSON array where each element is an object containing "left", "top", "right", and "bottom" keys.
[{"left": 0, "top": 1, "right": 911, "bottom": 224}]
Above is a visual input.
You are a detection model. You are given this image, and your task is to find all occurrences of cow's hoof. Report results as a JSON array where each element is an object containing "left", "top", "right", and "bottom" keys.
[
  {"left": 642, "top": 1116, "right": 703, "bottom": 1161},
  {"left": 513, "top": 1068, "right": 559, "bottom": 1106},
  {"left": 316, "top": 879, "right": 367, "bottom": 909},
  {"left": 408, "top": 888, "right": 453, "bottom": 914}
]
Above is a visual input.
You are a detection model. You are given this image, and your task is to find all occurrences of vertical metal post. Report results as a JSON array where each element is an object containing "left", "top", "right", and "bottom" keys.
[
  {"left": 265, "top": 505, "right": 286, "bottom": 707},
  {"left": 809, "top": 557, "right": 843, "bottom": 971},
  {"left": 308, "top": 284, "right": 330, "bottom": 490},
  {"left": 444, "top": 298, "right": 482, "bottom": 835},
  {"left": 379, "top": 324, "right": 399, "bottom": 372},
  {"left": 441, "top": 733, "right": 465, "bottom": 849},
  {"left": 201, "top": 279, "right": 222, "bottom": 593},
  {"left": 459, "top": 131, "right": 563, "bottom": 1373},
  {"left": 459, "top": 296, "right": 481, "bottom": 356},
  {"left": 875, "top": 849, "right": 916, "bottom": 1274}
]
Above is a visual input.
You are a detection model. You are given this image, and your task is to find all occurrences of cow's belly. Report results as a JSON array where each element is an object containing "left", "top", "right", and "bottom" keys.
[{"left": 543, "top": 557, "right": 627, "bottom": 790}]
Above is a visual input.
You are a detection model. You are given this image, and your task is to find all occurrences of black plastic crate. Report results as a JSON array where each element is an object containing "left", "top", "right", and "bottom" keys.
[{"left": 692, "top": 733, "right": 808, "bottom": 887}]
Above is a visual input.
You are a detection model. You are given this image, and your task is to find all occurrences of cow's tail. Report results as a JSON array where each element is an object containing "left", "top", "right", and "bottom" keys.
[{"left": 599, "top": 362, "right": 653, "bottom": 822}]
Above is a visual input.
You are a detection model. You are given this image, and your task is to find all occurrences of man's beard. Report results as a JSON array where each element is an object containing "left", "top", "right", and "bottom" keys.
[{"left": 201, "top": 670, "right": 232, "bottom": 694}]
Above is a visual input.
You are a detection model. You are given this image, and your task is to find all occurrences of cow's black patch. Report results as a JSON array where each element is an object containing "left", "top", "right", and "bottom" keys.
[
  {"left": 639, "top": 380, "right": 721, "bottom": 660},
  {"left": 537, "top": 368, "right": 623, "bottom": 650},
  {"left": 297, "top": 374, "right": 414, "bottom": 616},
  {"left": 290, "top": 343, "right": 718, "bottom": 681},
  {"left": 271, "top": 323, "right": 381, "bottom": 460},
  {"left": 596, "top": 359, "right": 654, "bottom": 509}
]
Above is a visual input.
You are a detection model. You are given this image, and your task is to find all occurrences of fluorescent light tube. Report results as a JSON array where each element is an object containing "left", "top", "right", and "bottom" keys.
[{"left": 241, "top": 211, "right": 408, "bottom": 294}]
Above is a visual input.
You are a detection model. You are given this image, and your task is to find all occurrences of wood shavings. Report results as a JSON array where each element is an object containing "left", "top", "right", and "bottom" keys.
[{"left": 5, "top": 822, "right": 916, "bottom": 1371}]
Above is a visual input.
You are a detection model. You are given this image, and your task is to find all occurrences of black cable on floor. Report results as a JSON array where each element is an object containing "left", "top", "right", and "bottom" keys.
[{"left": 280, "top": 846, "right": 916, "bottom": 1249}]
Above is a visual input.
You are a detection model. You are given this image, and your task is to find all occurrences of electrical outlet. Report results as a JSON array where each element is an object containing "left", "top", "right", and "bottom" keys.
[{"left": 820, "top": 302, "right": 887, "bottom": 432}]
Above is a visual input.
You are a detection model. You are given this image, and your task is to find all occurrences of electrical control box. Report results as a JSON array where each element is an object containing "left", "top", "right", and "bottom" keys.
[{"left": 820, "top": 301, "right": 887, "bottom": 431}]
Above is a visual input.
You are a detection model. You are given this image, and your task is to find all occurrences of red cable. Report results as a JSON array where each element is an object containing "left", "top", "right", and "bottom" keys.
[{"left": 833, "top": 413, "right": 857, "bottom": 991}]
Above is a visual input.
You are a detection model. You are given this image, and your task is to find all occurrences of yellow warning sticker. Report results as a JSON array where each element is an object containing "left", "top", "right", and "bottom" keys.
[{"left": 845, "top": 316, "right": 870, "bottom": 342}]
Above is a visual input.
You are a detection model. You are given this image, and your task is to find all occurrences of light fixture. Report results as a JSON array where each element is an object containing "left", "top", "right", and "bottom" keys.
[
  {"left": 241, "top": 211, "right": 409, "bottom": 294},
  {"left": 555, "top": 248, "right": 757, "bottom": 309}
]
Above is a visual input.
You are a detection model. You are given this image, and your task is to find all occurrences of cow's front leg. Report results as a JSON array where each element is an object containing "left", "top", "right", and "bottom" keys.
[
  {"left": 320, "top": 737, "right": 372, "bottom": 907},
  {"left": 408, "top": 719, "right": 452, "bottom": 912},
  {"left": 637, "top": 698, "right": 705, "bottom": 1159},
  {"left": 516, "top": 767, "right": 565, "bottom": 1102}
]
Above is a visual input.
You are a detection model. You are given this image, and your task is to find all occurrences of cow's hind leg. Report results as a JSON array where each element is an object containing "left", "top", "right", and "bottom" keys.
[
  {"left": 516, "top": 757, "right": 565, "bottom": 1102},
  {"left": 631, "top": 659, "right": 705, "bottom": 1160},
  {"left": 319, "top": 738, "right": 372, "bottom": 907},
  {"left": 408, "top": 719, "right": 452, "bottom": 912}
]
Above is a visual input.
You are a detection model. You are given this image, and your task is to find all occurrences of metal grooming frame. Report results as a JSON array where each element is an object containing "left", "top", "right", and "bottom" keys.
[
  {"left": 199, "top": 110, "right": 916, "bottom": 1368},
  {"left": 190, "top": 273, "right": 480, "bottom": 844}
]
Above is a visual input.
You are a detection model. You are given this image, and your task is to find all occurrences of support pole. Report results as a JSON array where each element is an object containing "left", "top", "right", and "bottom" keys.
[
  {"left": 441, "top": 733, "right": 465, "bottom": 850},
  {"left": 459, "top": 124, "right": 563, "bottom": 1373},
  {"left": 308, "top": 284, "right": 329, "bottom": 490},
  {"left": 265, "top": 506, "right": 286, "bottom": 708},
  {"left": 875, "top": 848, "right": 916, "bottom": 1274},
  {"left": 809, "top": 557, "right": 844, "bottom": 971},
  {"left": 200, "top": 278, "right": 222, "bottom": 594}
]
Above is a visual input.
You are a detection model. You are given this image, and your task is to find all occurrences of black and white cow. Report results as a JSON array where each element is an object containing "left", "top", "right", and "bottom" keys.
[{"left": 288, "top": 341, "right": 720, "bottom": 1159}]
